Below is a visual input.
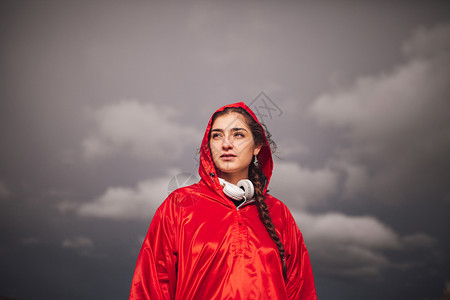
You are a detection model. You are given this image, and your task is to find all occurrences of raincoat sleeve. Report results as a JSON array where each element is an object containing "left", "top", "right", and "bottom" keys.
[
  {"left": 130, "top": 201, "right": 178, "bottom": 300},
  {"left": 284, "top": 209, "right": 317, "bottom": 300}
]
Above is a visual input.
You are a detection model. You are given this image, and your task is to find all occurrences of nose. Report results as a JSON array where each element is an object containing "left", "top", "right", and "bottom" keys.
[{"left": 222, "top": 135, "right": 233, "bottom": 150}]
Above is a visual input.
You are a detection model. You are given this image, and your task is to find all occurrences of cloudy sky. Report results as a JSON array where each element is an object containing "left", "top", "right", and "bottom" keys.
[{"left": 1, "top": 1, "right": 450, "bottom": 299}]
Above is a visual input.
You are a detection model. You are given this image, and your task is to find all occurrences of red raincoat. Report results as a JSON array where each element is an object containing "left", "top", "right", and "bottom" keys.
[{"left": 130, "top": 102, "right": 317, "bottom": 299}]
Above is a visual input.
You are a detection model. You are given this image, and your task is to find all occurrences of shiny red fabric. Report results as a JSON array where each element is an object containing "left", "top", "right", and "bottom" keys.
[{"left": 130, "top": 102, "right": 317, "bottom": 299}]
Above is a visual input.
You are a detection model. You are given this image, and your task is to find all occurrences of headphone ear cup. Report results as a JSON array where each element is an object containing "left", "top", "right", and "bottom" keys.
[
  {"left": 223, "top": 183, "right": 245, "bottom": 200},
  {"left": 237, "top": 179, "right": 254, "bottom": 200}
]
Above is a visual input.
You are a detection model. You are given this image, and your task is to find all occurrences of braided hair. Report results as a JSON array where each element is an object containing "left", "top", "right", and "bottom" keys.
[{"left": 210, "top": 107, "right": 287, "bottom": 279}]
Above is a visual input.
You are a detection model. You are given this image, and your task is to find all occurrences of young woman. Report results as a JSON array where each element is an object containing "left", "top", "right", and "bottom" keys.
[{"left": 130, "top": 102, "right": 317, "bottom": 299}]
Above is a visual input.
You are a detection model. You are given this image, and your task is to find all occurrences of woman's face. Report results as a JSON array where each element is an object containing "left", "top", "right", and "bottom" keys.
[{"left": 209, "top": 112, "right": 261, "bottom": 182}]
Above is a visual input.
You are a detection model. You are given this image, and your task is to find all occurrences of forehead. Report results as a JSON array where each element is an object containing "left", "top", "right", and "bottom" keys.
[{"left": 211, "top": 112, "right": 249, "bottom": 130}]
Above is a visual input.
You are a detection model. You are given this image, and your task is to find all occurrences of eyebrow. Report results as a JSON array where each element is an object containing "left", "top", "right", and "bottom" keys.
[{"left": 211, "top": 127, "right": 248, "bottom": 133}]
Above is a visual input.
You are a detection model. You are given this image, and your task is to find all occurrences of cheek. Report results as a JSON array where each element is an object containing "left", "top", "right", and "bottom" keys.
[
  {"left": 236, "top": 140, "right": 254, "bottom": 155},
  {"left": 209, "top": 141, "right": 218, "bottom": 154},
  {"left": 238, "top": 144, "right": 255, "bottom": 163},
  {"left": 209, "top": 142, "right": 219, "bottom": 161},
  {"left": 243, "top": 152, "right": 253, "bottom": 164}
]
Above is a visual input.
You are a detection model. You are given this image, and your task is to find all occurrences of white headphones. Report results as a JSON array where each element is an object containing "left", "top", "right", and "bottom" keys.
[{"left": 219, "top": 178, "right": 255, "bottom": 201}]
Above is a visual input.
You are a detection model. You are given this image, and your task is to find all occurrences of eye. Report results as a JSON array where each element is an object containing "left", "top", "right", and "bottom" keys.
[
  {"left": 211, "top": 132, "right": 222, "bottom": 139},
  {"left": 234, "top": 131, "right": 245, "bottom": 138}
]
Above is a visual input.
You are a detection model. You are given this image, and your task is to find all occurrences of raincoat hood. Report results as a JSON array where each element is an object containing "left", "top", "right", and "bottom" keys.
[{"left": 198, "top": 102, "right": 273, "bottom": 195}]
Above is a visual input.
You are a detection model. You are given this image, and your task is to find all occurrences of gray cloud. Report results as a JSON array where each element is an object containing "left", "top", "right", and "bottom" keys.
[
  {"left": 270, "top": 161, "right": 338, "bottom": 209},
  {"left": 295, "top": 211, "right": 395, "bottom": 278},
  {"left": 309, "top": 23, "right": 450, "bottom": 203},
  {"left": 294, "top": 211, "right": 437, "bottom": 279},
  {"left": 74, "top": 174, "right": 173, "bottom": 220},
  {"left": 82, "top": 100, "right": 202, "bottom": 161}
]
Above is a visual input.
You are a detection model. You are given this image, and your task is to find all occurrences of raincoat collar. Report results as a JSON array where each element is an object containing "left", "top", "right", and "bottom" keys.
[{"left": 198, "top": 102, "right": 273, "bottom": 200}]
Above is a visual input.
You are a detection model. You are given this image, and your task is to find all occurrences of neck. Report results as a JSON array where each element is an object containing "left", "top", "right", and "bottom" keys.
[{"left": 219, "top": 169, "right": 249, "bottom": 185}]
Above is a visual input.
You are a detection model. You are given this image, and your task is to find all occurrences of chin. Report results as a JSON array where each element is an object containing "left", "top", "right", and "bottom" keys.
[
  {"left": 217, "top": 167, "right": 237, "bottom": 174},
  {"left": 217, "top": 165, "right": 247, "bottom": 177}
]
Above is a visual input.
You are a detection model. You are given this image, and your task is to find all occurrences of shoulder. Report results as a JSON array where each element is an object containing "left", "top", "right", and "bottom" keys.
[
  {"left": 168, "top": 183, "right": 199, "bottom": 197},
  {"left": 150, "top": 183, "right": 201, "bottom": 227},
  {"left": 162, "top": 183, "right": 202, "bottom": 209},
  {"left": 264, "top": 193, "right": 290, "bottom": 215},
  {"left": 264, "top": 193, "right": 299, "bottom": 229}
]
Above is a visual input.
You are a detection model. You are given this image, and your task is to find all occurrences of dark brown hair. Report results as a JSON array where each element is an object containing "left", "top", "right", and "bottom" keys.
[{"left": 209, "top": 107, "right": 287, "bottom": 279}]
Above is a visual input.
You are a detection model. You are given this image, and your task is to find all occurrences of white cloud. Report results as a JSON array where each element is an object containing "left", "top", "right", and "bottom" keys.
[
  {"left": 293, "top": 211, "right": 436, "bottom": 279},
  {"left": 76, "top": 174, "right": 175, "bottom": 220},
  {"left": 308, "top": 23, "right": 450, "bottom": 202},
  {"left": 295, "top": 211, "right": 395, "bottom": 278},
  {"left": 62, "top": 236, "right": 94, "bottom": 249},
  {"left": 269, "top": 161, "right": 338, "bottom": 209},
  {"left": 310, "top": 59, "right": 432, "bottom": 141},
  {"left": 82, "top": 100, "right": 201, "bottom": 161},
  {"left": 296, "top": 211, "right": 401, "bottom": 250}
]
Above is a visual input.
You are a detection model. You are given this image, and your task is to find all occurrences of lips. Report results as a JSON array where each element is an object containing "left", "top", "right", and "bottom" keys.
[{"left": 220, "top": 153, "right": 236, "bottom": 161}]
